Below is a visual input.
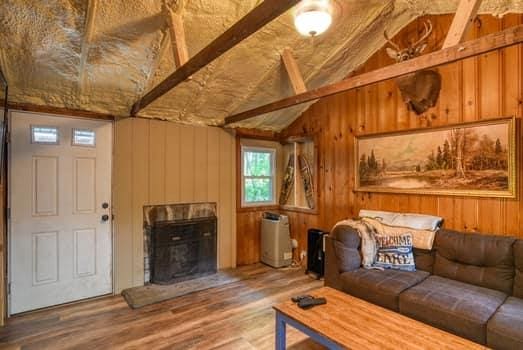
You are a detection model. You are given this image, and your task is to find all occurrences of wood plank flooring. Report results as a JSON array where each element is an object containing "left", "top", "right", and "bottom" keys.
[{"left": 0, "top": 264, "right": 324, "bottom": 350}]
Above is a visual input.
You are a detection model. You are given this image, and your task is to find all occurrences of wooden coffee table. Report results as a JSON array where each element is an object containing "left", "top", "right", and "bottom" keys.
[{"left": 273, "top": 287, "right": 488, "bottom": 350}]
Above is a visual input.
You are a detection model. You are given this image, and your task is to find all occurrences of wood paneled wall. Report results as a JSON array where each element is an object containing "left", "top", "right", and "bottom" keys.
[
  {"left": 114, "top": 118, "right": 236, "bottom": 292},
  {"left": 236, "top": 14, "right": 523, "bottom": 265}
]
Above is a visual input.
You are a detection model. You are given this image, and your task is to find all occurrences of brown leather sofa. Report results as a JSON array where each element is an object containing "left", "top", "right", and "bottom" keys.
[{"left": 325, "top": 226, "right": 523, "bottom": 349}]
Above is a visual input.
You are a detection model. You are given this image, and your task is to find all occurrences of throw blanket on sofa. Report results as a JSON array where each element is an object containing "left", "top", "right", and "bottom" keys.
[{"left": 333, "top": 219, "right": 379, "bottom": 268}]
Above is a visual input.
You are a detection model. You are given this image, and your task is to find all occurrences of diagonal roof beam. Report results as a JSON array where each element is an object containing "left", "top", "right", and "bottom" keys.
[
  {"left": 165, "top": 6, "right": 189, "bottom": 68},
  {"left": 443, "top": 0, "right": 482, "bottom": 48},
  {"left": 78, "top": 0, "right": 98, "bottom": 94},
  {"left": 281, "top": 48, "right": 307, "bottom": 94},
  {"left": 131, "top": 0, "right": 300, "bottom": 116},
  {"left": 224, "top": 24, "right": 523, "bottom": 126}
]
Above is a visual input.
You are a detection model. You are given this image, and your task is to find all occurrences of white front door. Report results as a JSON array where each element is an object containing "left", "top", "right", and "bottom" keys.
[{"left": 9, "top": 111, "right": 113, "bottom": 314}]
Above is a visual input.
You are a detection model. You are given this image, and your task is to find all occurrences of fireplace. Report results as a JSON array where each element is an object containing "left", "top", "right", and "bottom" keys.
[{"left": 143, "top": 203, "right": 217, "bottom": 284}]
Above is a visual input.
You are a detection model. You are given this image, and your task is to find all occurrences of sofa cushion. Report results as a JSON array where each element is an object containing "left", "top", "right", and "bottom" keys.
[
  {"left": 330, "top": 225, "right": 360, "bottom": 249},
  {"left": 514, "top": 241, "right": 523, "bottom": 298},
  {"left": 413, "top": 248, "right": 434, "bottom": 273},
  {"left": 487, "top": 296, "right": 523, "bottom": 350},
  {"left": 399, "top": 275, "right": 507, "bottom": 344},
  {"left": 340, "top": 268, "right": 429, "bottom": 311},
  {"left": 333, "top": 240, "right": 361, "bottom": 273},
  {"left": 433, "top": 229, "right": 516, "bottom": 294}
]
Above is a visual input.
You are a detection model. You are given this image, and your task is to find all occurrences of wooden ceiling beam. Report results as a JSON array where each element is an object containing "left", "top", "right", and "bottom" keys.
[
  {"left": 78, "top": 0, "right": 98, "bottom": 93},
  {"left": 281, "top": 48, "right": 307, "bottom": 94},
  {"left": 131, "top": 0, "right": 300, "bottom": 116},
  {"left": 443, "top": 0, "right": 482, "bottom": 48},
  {"left": 8, "top": 102, "right": 115, "bottom": 121},
  {"left": 165, "top": 7, "right": 189, "bottom": 67},
  {"left": 224, "top": 24, "right": 523, "bottom": 126}
]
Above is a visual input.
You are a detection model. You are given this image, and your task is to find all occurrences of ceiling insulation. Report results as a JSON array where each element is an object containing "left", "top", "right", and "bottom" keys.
[{"left": 0, "top": 0, "right": 521, "bottom": 131}]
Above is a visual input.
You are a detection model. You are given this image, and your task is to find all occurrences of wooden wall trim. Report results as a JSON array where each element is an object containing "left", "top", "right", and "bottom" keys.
[{"left": 8, "top": 102, "right": 115, "bottom": 121}]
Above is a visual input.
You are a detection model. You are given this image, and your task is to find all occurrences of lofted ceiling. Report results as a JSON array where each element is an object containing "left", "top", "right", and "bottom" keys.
[{"left": 0, "top": 0, "right": 521, "bottom": 131}]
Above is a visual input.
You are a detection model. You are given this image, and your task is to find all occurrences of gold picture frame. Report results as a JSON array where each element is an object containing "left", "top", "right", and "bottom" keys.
[{"left": 354, "top": 117, "right": 517, "bottom": 198}]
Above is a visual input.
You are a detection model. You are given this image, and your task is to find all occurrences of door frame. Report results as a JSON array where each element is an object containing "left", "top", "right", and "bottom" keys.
[{"left": 6, "top": 110, "right": 115, "bottom": 316}]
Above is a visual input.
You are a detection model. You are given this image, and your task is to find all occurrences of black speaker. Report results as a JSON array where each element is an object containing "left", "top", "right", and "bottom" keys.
[{"left": 306, "top": 228, "right": 327, "bottom": 279}]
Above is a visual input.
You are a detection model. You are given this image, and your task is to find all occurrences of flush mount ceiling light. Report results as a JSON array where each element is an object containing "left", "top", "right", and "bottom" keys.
[{"left": 294, "top": 0, "right": 332, "bottom": 37}]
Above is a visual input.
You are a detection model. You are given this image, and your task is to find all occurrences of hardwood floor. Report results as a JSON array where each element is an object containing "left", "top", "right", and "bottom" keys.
[{"left": 0, "top": 264, "right": 324, "bottom": 350}]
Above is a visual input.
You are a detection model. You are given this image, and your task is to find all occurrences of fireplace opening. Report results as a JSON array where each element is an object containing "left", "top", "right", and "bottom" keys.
[
  {"left": 150, "top": 216, "right": 217, "bottom": 285},
  {"left": 143, "top": 202, "right": 217, "bottom": 285}
]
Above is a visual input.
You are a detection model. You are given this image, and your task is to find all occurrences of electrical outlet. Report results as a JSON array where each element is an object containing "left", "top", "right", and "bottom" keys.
[{"left": 300, "top": 250, "right": 307, "bottom": 260}]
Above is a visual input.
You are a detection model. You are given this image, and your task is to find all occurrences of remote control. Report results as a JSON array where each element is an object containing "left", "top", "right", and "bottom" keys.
[
  {"left": 298, "top": 297, "right": 327, "bottom": 309},
  {"left": 291, "top": 295, "right": 313, "bottom": 303}
]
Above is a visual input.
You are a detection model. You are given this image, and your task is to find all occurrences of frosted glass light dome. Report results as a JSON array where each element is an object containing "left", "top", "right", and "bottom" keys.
[{"left": 294, "top": 0, "right": 332, "bottom": 37}]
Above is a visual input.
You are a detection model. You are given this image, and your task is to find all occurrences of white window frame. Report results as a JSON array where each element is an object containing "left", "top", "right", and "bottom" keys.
[{"left": 241, "top": 146, "right": 276, "bottom": 207}]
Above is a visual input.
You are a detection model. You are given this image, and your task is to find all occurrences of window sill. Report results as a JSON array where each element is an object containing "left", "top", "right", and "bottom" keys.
[
  {"left": 280, "top": 205, "right": 318, "bottom": 215},
  {"left": 237, "top": 204, "right": 279, "bottom": 213}
]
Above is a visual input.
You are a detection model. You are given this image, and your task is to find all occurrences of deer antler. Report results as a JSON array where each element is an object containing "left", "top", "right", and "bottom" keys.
[
  {"left": 412, "top": 20, "right": 433, "bottom": 48},
  {"left": 383, "top": 29, "right": 400, "bottom": 51}
]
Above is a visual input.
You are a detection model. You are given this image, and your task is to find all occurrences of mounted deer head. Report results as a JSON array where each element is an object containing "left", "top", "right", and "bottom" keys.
[{"left": 384, "top": 20, "right": 441, "bottom": 115}]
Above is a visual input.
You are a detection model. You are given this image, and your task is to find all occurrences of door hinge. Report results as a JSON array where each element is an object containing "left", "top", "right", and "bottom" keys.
[
  {"left": 7, "top": 282, "right": 11, "bottom": 295},
  {"left": 5, "top": 131, "right": 10, "bottom": 144},
  {"left": 6, "top": 208, "right": 10, "bottom": 220}
]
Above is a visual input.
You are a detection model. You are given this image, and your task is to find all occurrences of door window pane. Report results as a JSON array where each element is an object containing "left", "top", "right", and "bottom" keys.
[
  {"left": 72, "top": 129, "right": 96, "bottom": 147},
  {"left": 31, "top": 126, "right": 59, "bottom": 144}
]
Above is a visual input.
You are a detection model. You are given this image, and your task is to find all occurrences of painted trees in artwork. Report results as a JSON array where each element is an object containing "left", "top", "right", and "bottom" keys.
[
  {"left": 426, "top": 128, "right": 506, "bottom": 176},
  {"left": 357, "top": 121, "right": 511, "bottom": 192},
  {"left": 359, "top": 150, "right": 384, "bottom": 179}
]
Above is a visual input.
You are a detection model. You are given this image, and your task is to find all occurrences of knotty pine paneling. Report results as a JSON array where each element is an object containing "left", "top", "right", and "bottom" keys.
[
  {"left": 114, "top": 118, "right": 236, "bottom": 292},
  {"left": 236, "top": 14, "right": 523, "bottom": 266}
]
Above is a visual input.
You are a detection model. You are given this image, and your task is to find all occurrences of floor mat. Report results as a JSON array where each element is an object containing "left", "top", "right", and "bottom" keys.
[{"left": 122, "top": 269, "right": 250, "bottom": 309}]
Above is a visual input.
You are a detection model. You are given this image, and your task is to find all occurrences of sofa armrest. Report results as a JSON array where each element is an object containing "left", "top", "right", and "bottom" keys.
[
  {"left": 325, "top": 235, "right": 343, "bottom": 290},
  {"left": 325, "top": 227, "right": 362, "bottom": 290}
]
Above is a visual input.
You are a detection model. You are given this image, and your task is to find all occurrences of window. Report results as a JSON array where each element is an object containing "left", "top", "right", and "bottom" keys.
[
  {"left": 242, "top": 146, "right": 276, "bottom": 206},
  {"left": 31, "top": 126, "right": 59, "bottom": 144},
  {"left": 72, "top": 128, "right": 96, "bottom": 147}
]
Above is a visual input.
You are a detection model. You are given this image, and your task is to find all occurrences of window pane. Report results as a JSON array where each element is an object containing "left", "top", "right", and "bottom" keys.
[
  {"left": 73, "top": 129, "right": 96, "bottom": 146},
  {"left": 243, "top": 151, "right": 272, "bottom": 176},
  {"left": 31, "top": 126, "right": 58, "bottom": 144},
  {"left": 244, "top": 178, "right": 273, "bottom": 203}
]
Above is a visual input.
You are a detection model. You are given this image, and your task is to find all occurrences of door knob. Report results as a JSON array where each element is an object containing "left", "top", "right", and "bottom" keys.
[
  {"left": 102, "top": 202, "right": 109, "bottom": 209},
  {"left": 101, "top": 214, "right": 110, "bottom": 222}
]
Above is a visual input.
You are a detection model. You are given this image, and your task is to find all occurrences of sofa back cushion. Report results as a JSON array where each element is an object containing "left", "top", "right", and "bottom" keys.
[
  {"left": 514, "top": 240, "right": 523, "bottom": 298},
  {"left": 413, "top": 248, "right": 434, "bottom": 273},
  {"left": 331, "top": 225, "right": 360, "bottom": 249},
  {"left": 330, "top": 225, "right": 362, "bottom": 273},
  {"left": 433, "top": 229, "right": 516, "bottom": 294}
]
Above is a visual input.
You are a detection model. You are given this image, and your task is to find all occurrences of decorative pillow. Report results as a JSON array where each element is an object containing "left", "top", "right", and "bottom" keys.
[
  {"left": 362, "top": 217, "right": 436, "bottom": 250},
  {"left": 373, "top": 233, "right": 416, "bottom": 271}
]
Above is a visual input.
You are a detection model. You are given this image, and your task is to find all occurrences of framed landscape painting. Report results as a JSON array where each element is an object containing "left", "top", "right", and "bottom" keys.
[{"left": 354, "top": 117, "right": 517, "bottom": 198}]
